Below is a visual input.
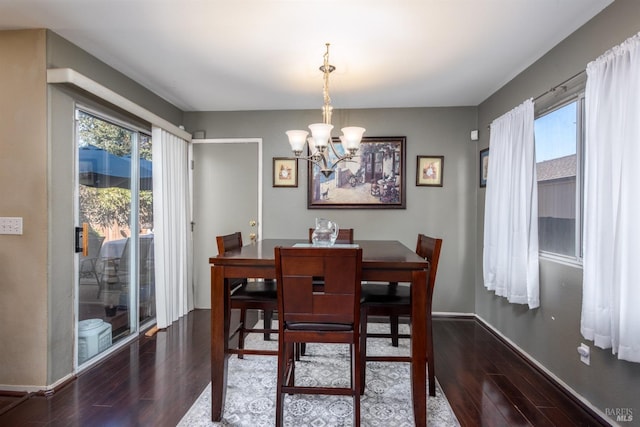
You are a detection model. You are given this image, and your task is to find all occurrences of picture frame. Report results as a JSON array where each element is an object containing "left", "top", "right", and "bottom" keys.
[
  {"left": 308, "top": 136, "right": 406, "bottom": 209},
  {"left": 273, "top": 157, "right": 298, "bottom": 187},
  {"left": 416, "top": 156, "right": 444, "bottom": 187},
  {"left": 479, "top": 148, "right": 489, "bottom": 187}
]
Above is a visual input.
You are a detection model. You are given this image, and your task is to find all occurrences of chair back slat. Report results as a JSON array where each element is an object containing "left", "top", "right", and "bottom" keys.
[{"left": 275, "top": 247, "right": 362, "bottom": 326}]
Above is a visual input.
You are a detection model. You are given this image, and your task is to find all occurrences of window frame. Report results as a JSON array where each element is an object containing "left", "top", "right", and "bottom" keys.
[{"left": 534, "top": 92, "right": 585, "bottom": 266}]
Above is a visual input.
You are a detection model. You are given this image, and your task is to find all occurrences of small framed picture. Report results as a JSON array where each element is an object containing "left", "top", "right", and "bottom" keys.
[
  {"left": 416, "top": 156, "right": 444, "bottom": 187},
  {"left": 273, "top": 157, "right": 298, "bottom": 187},
  {"left": 479, "top": 148, "right": 489, "bottom": 188}
]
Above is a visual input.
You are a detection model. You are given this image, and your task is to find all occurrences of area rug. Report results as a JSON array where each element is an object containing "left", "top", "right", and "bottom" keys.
[{"left": 178, "top": 323, "right": 459, "bottom": 426}]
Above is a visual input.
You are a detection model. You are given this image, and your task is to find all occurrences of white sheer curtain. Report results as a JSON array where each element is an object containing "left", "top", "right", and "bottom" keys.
[
  {"left": 483, "top": 99, "right": 540, "bottom": 309},
  {"left": 152, "top": 127, "right": 193, "bottom": 329},
  {"left": 581, "top": 33, "right": 640, "bottom": 363}
]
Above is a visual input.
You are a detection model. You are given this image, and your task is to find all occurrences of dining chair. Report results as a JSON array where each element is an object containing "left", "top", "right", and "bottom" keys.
[
  {"left": 274, "top": 246, "right": 363, "bottom": 427},
  {"left": 216, "top": 232, "right": 278, "bottom": 358},
  {"left": 114, "top": 235, "right": 155, "bottom": 286},
  {"left": 96, "top": 237, "right": 129, "bottom": 299},
  {"left": 97, "top": 236, "right": 154, "bottom": 312},
  {"left": 297, "top": 227, "right": 355, "bottom": 357},
  {"left": 359, "top": 234, "right": 442, "bottom": 396},
  {"left": 79, "top": 234, "right": 105, "bottom": 295}
]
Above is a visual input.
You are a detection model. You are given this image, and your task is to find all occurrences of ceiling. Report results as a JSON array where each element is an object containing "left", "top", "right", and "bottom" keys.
[{"left": 0, "top": 0, "right": 612, "bottom": 112}]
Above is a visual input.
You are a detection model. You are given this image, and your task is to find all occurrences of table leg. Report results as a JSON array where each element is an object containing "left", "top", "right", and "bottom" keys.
[
  {"left": 211, "top": 265, "right": 230, "bottom": 421},
  {"left": 411, "top": 269, "right": 427, "bottom": 427}
]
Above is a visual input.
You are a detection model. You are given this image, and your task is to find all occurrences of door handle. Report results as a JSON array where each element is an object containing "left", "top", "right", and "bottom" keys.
[{"left": 75, "top": 223, "right": 89, "bottom": 255}]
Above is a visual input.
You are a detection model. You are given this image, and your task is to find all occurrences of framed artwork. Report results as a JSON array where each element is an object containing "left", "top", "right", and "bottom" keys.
[
  {"left": 416, "top": 156, "right": 444, "bottom": 187},
  {"left": 308, "top": 136, "right": 406, "bottom": 209},
  {"left": 479, "top": 148, "right": 489, "bottom": 187},
  {"left": 273, "top": 157, "right": 298, "bottom": 187}
]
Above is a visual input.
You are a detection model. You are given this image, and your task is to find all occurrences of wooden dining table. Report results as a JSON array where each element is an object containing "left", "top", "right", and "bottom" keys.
[{"left": 209, "top": 239, "right": 432, "bottom": 426}]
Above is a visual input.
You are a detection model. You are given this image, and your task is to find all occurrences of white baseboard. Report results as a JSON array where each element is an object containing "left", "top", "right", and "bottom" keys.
[
  {"left": 432, "top": 311, "right": 475, "bottom": 318},
  {"left": 0, "top": 373, "right": 75, "bottom": 395}
]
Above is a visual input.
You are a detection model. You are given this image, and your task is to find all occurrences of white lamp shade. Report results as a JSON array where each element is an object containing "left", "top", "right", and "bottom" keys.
[
  {"left": 307, "top": 136, "right": 316, "bottom": 152},
  {"left": 308, "top": 123, "right": 333, "bottom": 148},
  {"left": 340, "top": 126, "right": 365, "bottom": 151},
  {"left": 286, "top": 130, "right": 309, "bottom": 152}
]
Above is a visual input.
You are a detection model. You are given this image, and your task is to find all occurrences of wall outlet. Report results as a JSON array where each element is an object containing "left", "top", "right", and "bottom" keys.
[
  {"left": 0, "top": 217, "right": 23, "bottom": 235},
  {"left": 577, "top": 343, "right": 590, "bottom": 365}
]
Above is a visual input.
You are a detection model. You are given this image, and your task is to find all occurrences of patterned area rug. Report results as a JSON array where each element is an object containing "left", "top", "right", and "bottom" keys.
[{"left": 178, "top": 323, "right": 459, "bottom": 426}]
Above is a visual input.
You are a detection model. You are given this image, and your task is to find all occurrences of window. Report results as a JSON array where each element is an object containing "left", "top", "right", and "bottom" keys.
[{"left": 534, "top": 96, "right": 584, "bottom": 262}]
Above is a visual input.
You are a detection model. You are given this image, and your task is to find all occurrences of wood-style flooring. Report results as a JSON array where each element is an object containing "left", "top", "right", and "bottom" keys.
[{"left": 0, "top": 310, "right": 606, "bottom": 426}]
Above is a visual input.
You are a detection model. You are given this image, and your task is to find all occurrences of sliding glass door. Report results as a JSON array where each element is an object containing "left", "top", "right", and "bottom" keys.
[{"left": 75, "top": 107, "right": 155, "bottom": 367}]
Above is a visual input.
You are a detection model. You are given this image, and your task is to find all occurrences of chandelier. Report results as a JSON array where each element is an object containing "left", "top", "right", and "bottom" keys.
[{"left": 286, "top": 43, "right": 366, "bottom": 177}]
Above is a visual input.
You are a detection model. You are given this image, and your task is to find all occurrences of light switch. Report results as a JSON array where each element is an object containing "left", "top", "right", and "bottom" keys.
[{"left": 0, "top": 217, "right": 23, "bottom": 235}]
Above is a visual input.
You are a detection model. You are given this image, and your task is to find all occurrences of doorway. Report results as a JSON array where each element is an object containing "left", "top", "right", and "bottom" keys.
[
  {"left": 75, "top": 107, "right": 155, "bottom": 367},
  {"left": 191, "top": 139, "right": 262, "bottom": 308}
]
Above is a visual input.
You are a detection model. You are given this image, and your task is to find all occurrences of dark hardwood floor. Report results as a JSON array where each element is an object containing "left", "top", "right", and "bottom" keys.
[
  {"left": 0, "top": 310, "right": 606, "bottom": 426},
  {"left": 433, "top": 318, "right": 605, "bottom": 426}
]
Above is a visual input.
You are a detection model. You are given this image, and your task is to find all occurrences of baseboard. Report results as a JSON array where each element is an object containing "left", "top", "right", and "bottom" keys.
[
  {"left": 432, "top": 311, "right": 475, "bottom": 319},
  {"left": 375, "top": 310, "right": 610, "bottom": 425},
  {"left": 474, "top": 314, "right": 612, "bottom": 426},
  {"left": 0, "top": 384, "right": 44, "bottom": 394},
  {"left": 0, "top": 372, "right": 76, "bottom": 396}
]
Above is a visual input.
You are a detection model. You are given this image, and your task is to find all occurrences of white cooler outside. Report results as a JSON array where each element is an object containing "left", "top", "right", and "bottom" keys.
[{"left": 78, "top": 318, "right": 112, "bottom": 364}]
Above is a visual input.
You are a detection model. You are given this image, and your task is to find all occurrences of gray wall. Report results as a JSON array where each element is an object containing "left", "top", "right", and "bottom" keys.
[
  {"left": 44, "top": 32, "right": 186, "bottom": 386},
  {"left": 46, "top": 31, "right": 184, "bottom": 126},
  {"left": 183, "top": 107, "right": 478, "bottom": 314},
  {"left": 476, "top": 0, "right": 640, "bottom": 421}
]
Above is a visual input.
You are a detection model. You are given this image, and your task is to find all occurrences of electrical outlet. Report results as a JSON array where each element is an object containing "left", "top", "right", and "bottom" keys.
[
  {"left": 577, "top": 343, "right": 590, "bottom": 365},
  {"left": 0, "top": 217, "right": 23, "bottom": 235}
]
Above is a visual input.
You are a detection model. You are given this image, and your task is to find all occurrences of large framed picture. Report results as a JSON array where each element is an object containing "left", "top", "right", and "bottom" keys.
[
  {"left": 308, "top": 136, "right": 406, "bottom": 209},
  {"left": 273, "top": 157, "right": 298, "bottom": 187},
  {"left": 479, "top": 148, "right": 489, "bottom": 187},
  {"left": 416, "top": 156, "right": 444, "bottom": 187}
]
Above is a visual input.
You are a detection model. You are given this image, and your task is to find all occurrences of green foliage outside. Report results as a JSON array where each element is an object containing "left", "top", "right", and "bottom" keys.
[{"left": 77, "top": 111, "right": 153, "bottom": 235}]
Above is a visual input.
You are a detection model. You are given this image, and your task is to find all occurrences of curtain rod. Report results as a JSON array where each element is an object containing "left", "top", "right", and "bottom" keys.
[
  {"left": 487, "top": 69, "right": 587, "bottom": 130},
  {"left": 533, "top": 69, "right": 586, "bottom": 102}
]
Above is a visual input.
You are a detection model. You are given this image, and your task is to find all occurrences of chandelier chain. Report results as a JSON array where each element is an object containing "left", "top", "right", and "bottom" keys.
[{"left": 321, "top": 43, "right": 334, "bottom": 125}]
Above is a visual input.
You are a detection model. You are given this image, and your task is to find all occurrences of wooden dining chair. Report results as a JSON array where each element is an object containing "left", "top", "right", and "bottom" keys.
[
  {"left": 274, "top": 246, "right": 363, "bottom": 427},
  {"left": 297, "top": 227, "right": 355, "bottom": 358},
  {"left": 216, "top": 232, "right": 278, "bottom": 358},
  {"left": 359, "top": 234, "right": 442, "bottom": 396}
]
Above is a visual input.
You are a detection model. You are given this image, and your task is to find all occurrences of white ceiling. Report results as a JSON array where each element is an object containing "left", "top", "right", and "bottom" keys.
[{"left": 0, "top": 0, "right": 612, "bottom": 112}]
